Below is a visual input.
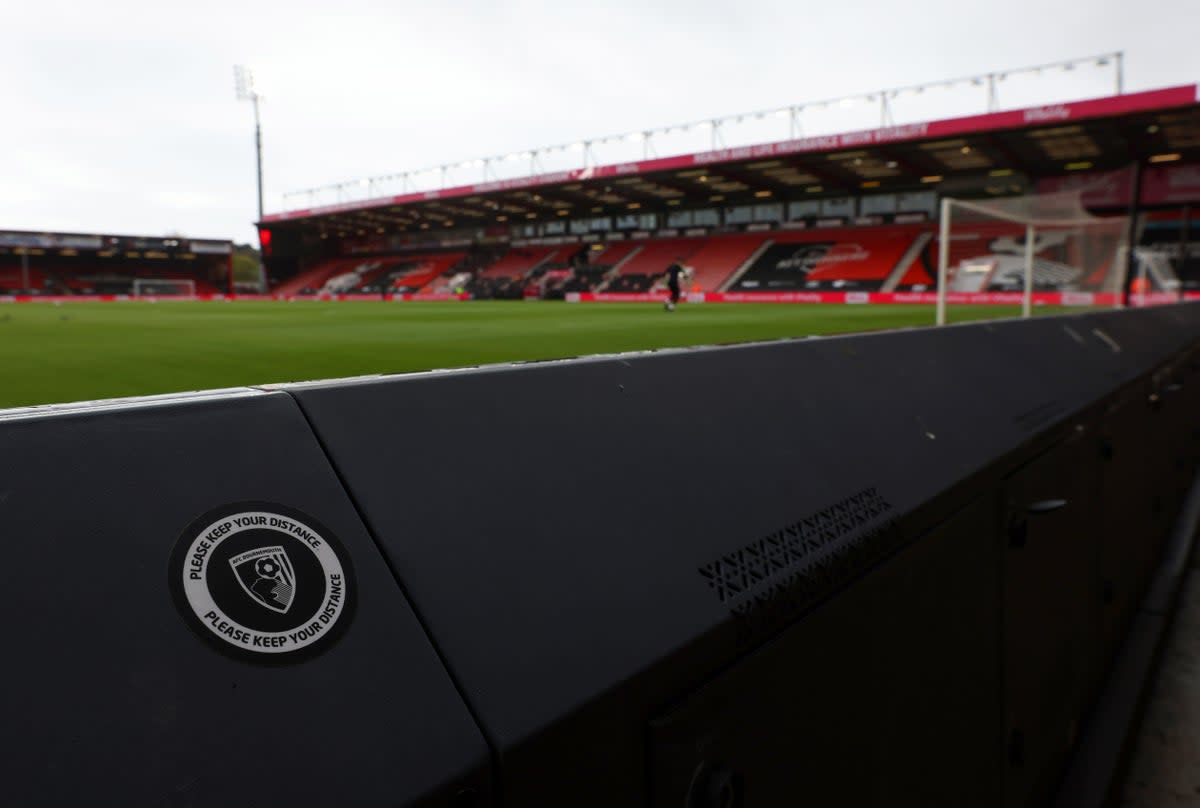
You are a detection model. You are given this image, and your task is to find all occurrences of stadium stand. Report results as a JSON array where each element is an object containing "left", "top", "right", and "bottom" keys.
[
  {"left": 1140, "top": 210, "right": 1198, "bottom": 290},
  {"left": 601, "top": 238, "right": 700, "bottom": 292},
  {"left": 464, "top": 246, "right": 568, "bottom": 299},
  {"left": 383, "top": 253, "right": 466, "bottom": 293},
  {"left": 479, "top": 246, "right": 561, "bottom": 278},
  {"left": 0, "top": 232, "right": 234, "bottom": 296},
  {"left": 259, "top": 215, "right": 1154, "bottom": 300},
  {"left": 255, "top": 85, "right": 1199, "bottom": 303},
  {"left": 890, "top": 220, "right": 1126, "bottom": 292},
  {"left": 683, "top": 233, "right": 770, "bottom": 291},
  {"left": 0, "top": 267, "right": 48, "bottom": 292},
  {"left": 729, "top": 226, "right": 928, "bottom": 292},
  {"left": 271, "top": 257, "right": 367, "bottom": 297}
]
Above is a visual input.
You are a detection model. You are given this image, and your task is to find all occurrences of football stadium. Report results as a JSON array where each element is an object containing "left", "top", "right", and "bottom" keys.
[
  {"left": 5, "top": 16, "right": 1200, "bottom": 806},
  {"left": 3, "top": 76, "right": 1199, "bottom": 407}
]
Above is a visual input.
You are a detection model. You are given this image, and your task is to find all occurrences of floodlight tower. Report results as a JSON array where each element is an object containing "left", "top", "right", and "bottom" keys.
[{"left": 234, "top": 65, "right": 264, "bottom": 223}]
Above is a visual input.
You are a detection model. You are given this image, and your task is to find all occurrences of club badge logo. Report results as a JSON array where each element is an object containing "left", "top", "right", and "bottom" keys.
[
  {"left": 230, "top": 546, "right": 296, "bottom": 613},
  {"left": 169, "top": 503, "right": 355, "bottom": 663}
]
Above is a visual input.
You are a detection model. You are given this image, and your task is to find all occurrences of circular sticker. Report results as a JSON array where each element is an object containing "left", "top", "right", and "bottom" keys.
[{"left": 169, "top": 503, "right": 355, "bottom": 663}]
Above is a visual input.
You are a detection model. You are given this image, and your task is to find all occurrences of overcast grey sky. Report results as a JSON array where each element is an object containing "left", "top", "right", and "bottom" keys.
[{"left": 1, "top": 0, "right": 1195, "bottom": 244}]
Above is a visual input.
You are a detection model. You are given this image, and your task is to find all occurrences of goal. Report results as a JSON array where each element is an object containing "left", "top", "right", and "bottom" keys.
[
  {"left": 935, "top": 189, "right": 1130, "bottom": 325},
  {"left": 132, "top": 278, "right": 197, "bottom": 298}
]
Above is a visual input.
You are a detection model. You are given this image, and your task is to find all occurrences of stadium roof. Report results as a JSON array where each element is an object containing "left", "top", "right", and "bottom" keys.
[
  {"left": 0, "top": 229, "right": 232, "bottom": 254},
  {"left": 261, "top": 85, "right": 1200, "bottom": 236}
]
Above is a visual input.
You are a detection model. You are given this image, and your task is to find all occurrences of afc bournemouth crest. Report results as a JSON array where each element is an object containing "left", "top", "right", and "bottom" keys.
[{"left": 169, "top": 502, "right": 355, "bottom": 663}]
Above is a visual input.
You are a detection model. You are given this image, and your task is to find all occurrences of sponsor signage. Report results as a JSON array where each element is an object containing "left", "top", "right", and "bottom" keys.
[
  {"left": 1141, "top": 163, "right": 1200, "bottom": 205},
  {"left": 190, "top": 240, "right": 233, "bottom": 255}
]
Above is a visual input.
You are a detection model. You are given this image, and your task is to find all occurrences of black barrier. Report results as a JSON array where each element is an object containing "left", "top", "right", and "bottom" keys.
[{"left": 2, "top": 305, "right": 1200, "bottom": 806}]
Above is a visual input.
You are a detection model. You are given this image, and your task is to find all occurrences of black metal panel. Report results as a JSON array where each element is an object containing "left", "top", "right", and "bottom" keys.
[
  {"left": 649, "top": 496, "right": 1001, "bottom": 807},
  {"left": 1000, "top": 430, "right": 1104, "bottom": 808},
  {"left": 0, "top": 393, "right": 490, "bottom": 807},
  {"left": 3, "top": 303, "right": 1199, "bottom": 807},
  {"left": 286, "top": 304, "right": 1200, "bottom": 805}
]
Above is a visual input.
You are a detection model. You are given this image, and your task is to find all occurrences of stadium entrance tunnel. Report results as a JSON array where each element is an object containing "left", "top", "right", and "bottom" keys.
[{"left": 2, "top": 304, "right": 1200, "bottom": 806}]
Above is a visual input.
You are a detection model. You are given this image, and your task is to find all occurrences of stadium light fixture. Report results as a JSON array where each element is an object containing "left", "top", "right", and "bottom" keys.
[
  {"left": 279, "top": 51, "right": 1127, "bottom": 216},
  {"left": 233, "top": 65, "right": 265, "bottom": 225}
]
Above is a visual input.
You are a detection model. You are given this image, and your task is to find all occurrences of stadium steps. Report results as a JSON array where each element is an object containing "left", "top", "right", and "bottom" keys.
[
  {"left": 893, "top": 222, "right": 1022, "bottom": 290},
  {"left": 385, "top": 253, "right": 467, "bottom": 292},
  {"left": 594, "top": 246, "right": 644, "bottom": 292},
  {"left": 615, "top": 238, "right": 701, "bottom": 277},
  {"left": 272, "top": 258, "right": 360, "bottom": 297},
  {"left": 719, "top": 238, "right": 775, "bottom": 292},
  {"left": 419, "top": 252, "right": 496, "bottom": 294},
  {"left": 881, "top": 231, "right": 934, "bottom": 292},
  {"left": 477, "top": 247, "right": 557, "bottom": 279},
  {"left": 687, "top": 234, "right": 770, "bottom": 292}
]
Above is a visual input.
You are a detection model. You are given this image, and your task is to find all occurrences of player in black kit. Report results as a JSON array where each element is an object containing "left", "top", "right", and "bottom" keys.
[{"left": 663, "top": 258, "right": 690, "bottom": 312}]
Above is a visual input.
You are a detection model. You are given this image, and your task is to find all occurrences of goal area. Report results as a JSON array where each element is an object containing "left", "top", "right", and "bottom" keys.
[
  {"left": 131, "top": 278, "right": 197, "bottom": 298},
  {"left": 935, "top": 190, "right": 1130, "bottom": 325}
]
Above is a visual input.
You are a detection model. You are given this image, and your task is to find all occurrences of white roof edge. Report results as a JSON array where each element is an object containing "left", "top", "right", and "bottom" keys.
[{"left": 0, "top": 387, "right": 269, "bottom": 423}]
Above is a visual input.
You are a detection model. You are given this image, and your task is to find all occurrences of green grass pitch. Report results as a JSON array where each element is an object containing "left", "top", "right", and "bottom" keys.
[{"left": 0, "top": 301, "right": 1057, "bottom": 408}]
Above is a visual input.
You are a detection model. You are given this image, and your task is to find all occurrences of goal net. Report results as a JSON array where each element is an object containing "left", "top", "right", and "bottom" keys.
[
  {"left": 132, "top": 278, "right": 197, "bottom": 298},
  {"left": 935, "top": 190, "right": 1129, "bottom": 325}
]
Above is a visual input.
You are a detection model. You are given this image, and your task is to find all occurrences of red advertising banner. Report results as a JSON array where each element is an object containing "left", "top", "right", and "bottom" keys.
[
  {"left": 5, "top": 292, "right": 1197, "bottom": 306},
  {"left": 1036, "top": 168, "right": 1135, "bottom": 208},
  {"left": 1038, "top": 162, "right": 1200, "bottom": 207},
  {"left": 1141, "top": 163, "right": 1200, "bottom": 205}
]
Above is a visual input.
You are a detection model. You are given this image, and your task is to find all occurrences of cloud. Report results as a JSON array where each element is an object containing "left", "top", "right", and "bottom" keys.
[{"left": 0, "top": 0, "right": 1195, "bottom": 244}]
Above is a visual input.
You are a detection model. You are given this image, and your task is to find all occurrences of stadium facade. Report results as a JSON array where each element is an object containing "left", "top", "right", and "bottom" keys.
[
  {"left": 0, "top": 230, "right": 234, "bottom": 298},
  {"left": 258, "top": 85, "right": 1200, "bottom": 304}
]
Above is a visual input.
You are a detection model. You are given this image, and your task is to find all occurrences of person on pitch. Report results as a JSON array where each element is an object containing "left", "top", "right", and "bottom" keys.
[{"left": 662, "top": 257, "right": 692, "bottom": 312}]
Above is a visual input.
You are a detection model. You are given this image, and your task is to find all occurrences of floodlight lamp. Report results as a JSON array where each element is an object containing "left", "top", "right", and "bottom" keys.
[{"left": 234, "top": 65, "right": 256, "bottom": 100}]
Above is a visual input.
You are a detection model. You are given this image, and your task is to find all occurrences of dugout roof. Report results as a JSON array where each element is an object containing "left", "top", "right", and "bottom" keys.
[{"left": 261, "top": 85, "right": 1200, "bottom": 239}]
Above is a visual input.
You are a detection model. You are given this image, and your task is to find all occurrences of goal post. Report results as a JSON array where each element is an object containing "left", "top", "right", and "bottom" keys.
[
  {"left": 935, "top": 190, "right": 1130, "bottom": 325},
  {"left": 132, "top": 278, "right": 197, "bottom": 298}
]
